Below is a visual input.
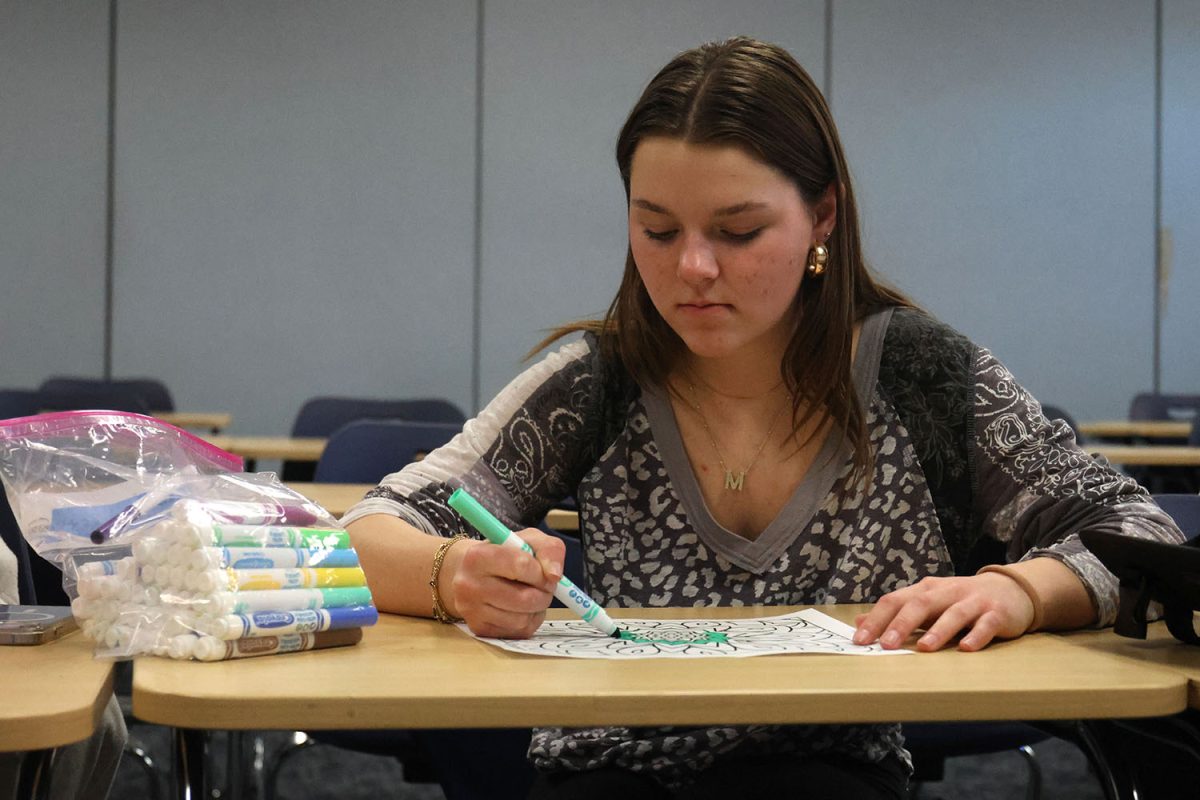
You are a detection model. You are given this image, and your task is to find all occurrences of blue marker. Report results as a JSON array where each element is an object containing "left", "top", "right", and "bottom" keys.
[
  {"left": 205, "top": 605, "right": 379, "bottom": 640},
  {"left": 447, "top": 488, "right": 622, "bottom": 638}
]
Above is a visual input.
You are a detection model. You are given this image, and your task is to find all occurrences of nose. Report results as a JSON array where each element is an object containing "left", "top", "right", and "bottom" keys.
[{"left": 677, "top": 233, "right": 718, "bottom": 283}]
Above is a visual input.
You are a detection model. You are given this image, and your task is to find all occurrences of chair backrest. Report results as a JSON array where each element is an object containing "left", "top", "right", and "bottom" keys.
[
  {"left": 0, "top": 389, "right": 42, "bottom": 421},
  {"left": 1129, "top": 393, "right": 1200, "bottom": 421},
  {"left": 37, "top": 382, "right": 150, "bottom": 415},
  {"left": 1041, "top": 403, "right": 1081, "bottom": 440},
  {"left": 112, "top": 378, "right": 174, "bottom": 411},
  {"left": 40, "top": 376, "right": 174, "bottom": 413},
  {"left": 314, "top": 419, "right": 462, "bottom": 484},
  {"left": 290, "top": 396, "right": 466, "bottom": 437},
  {"left": 1189, "top": 420, "right": 1200, "bottom": 447},
  {"left": 1152, "top": 494, "right": 1200, "bottom": 541}
]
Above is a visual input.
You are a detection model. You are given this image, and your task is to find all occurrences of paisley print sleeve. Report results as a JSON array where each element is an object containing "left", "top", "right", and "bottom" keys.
[
  {"left": 971, "top": 347, "right": 1184, "bottom": 626},
  {"left": 340, "top": 336, "right": 608, "bottom": 538}
]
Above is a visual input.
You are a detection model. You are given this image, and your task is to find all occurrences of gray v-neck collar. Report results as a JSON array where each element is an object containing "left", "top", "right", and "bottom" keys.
[{"left": 642, "top": 307, "right": 894, "bottom": 573}]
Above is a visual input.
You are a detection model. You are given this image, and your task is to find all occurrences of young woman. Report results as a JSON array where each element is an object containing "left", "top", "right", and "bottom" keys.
[{"left": 344, "top": 36, "right": 1181, "bottom": 799}]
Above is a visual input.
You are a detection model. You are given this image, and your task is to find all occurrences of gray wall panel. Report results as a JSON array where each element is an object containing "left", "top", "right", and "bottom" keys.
[
  {"left": 833, "top": 0, "right": 1156, "bottom": 420},
  {"left": 0, "top": 1, "right": 108, "bottom": 387},
  {"left": 1160, "top": 0, "right": 1200, "bottom": 396},
  {"left": 478, "top": 0, "right": 826, "bottom": 404},
  {"left": 112, "top": 0, "right": 477, "bottom": 434}
]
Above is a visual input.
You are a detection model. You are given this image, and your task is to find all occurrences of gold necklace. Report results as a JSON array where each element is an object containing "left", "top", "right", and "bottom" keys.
[{"left": 687, "top": 381, "right": 790, "bottom": 492}]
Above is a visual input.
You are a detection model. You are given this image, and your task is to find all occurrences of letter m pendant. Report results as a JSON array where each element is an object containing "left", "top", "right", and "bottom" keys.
[{"left": 724, "top": 470, "right": 745, "bottom": 491}]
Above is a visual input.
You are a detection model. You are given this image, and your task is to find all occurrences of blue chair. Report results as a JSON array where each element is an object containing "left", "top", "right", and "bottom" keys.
[
  {"left": 1125, "top": 394, "right": 1200, "bottom": 493},
  {"left": 313, "top": 419, "right": 462, "bottom": 484},
  {"left": 1153, "top": 493, "right": 1200, "bottom": 540},
  {"left": 1129, "top": 393, "right": 1200, "bottom": 423},
  {"left": 37, "top": 382, "right": 150, "bottom": 415},
  {"left": 114, "top": 379, "right": 174, "bottom": 412},
  {"left": 282, "top": 396, "right": 467, "bottom": 481},
  {"left": 0, "top": 389, "right": 41, "bottom": 421},
  {"left": 40, "top": 376, "right": 173, "bottom": 412}
]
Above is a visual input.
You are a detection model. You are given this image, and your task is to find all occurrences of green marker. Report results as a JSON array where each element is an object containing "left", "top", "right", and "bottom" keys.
[{"left": 447, "top": 488, "right": 624, "bottom": 638}]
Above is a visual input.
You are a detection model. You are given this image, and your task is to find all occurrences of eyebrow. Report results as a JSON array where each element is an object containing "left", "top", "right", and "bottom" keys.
[{"left": 631, "top": 199, "right": 769, "bottom": 217}]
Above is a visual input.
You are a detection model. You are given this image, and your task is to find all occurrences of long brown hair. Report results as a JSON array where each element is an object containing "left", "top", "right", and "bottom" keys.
[{"left": 539, "top": 37, "right": 911, "bottom": 483}]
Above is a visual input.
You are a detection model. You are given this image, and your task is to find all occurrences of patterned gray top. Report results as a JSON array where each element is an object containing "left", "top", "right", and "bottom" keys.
[{"left": 342, "top": 307, "right": 1182, "bottom": 787}]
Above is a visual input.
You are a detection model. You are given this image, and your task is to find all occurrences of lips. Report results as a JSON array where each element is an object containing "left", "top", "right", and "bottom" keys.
[{"left": 678, "top": 301, "right": 731, "bottom": 313}]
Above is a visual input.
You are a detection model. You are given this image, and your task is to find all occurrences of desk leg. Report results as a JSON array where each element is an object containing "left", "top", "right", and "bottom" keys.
[
  {"left": 15, "top": 748, "right": 55, "bottom": 800},
  {"left": 172, "top": 728, "right": 209, "bottom": 800}
]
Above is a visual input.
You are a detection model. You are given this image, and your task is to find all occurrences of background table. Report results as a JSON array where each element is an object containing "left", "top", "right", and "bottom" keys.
[
  {"left": 153, "top": 411, "right": 232, "bottom": 433},
  {"left": 203, "top": 436, "right": 326, "bottom": 470},
  {"left": 1087, "top": 445, "right": 1200, "bottom": 467},
  {"left": 1079, "top": 420, "right": 1193, "bottom": 440}
]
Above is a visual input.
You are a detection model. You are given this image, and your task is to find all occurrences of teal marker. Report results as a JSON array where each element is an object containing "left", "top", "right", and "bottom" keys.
[{"left": 447, "top": 488, "right": 623, "bottom": 638}]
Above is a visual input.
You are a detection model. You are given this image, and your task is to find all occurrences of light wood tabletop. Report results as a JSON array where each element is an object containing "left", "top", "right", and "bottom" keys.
[
  {"left": 286, "top": 481, "right": 581, "bottom": 531},
  {"left": 1058, "top": 621, "right": 1200, "bottom": 710},
  {"left": 1088, "top": 445, "right": 1200, "bottom": 467},
  {"left": 0, "top": 631, "right": 115, "bottom": 752},
  {"left": 1079, "top": 420, "right": 1193, "bottom": 440},
  {"left": 203, "top": 435, "right": 326, "bottom": 462},
  {"left": 132, "top": 605, "right": 1185, "bottom": 732},
  {"left": 153, "top": 411, "right": 233, "bottom": 433}
]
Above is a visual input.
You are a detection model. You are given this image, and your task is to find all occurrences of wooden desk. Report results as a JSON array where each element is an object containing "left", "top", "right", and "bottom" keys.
[
  {"left": 133, "top": 605, "right": 1186, "bottom": 799},
  {"left": 203, "top": 436, "right": 326, "bottom": 463},
  {"left": 1088, "top": 445, "right": 1200, "bottom": 467},
  {"left": 134, "top": 605, "right": 1183, "bottom": 730},
  {"left": 1079, "top": 420, "right": 1193, "bottom": 440},
  {"left": 153, "top": 411, "right": 233, "bottom": 433},
  {"left": 1059, "top": 622, "right": 1200, "bottom": 710},
  {"left": 0, "top": 632, "right": 114, "bottom": 752},
  {"left": 287, "top": 482, "right": 580, "bottom": 531}
]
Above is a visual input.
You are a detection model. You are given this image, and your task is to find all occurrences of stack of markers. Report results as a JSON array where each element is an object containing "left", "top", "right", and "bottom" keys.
[{"left": 71, "top": 512, "right": 377, "bottom": 661}]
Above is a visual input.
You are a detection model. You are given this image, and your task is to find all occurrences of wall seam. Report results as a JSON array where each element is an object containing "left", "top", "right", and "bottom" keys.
[
  {"left": 471, "top": 0, "right": 485, "bottom": 413},
  {"left": 1152, "top": 0, "right": 1163, "bottom": 392},
  {"left": 103, "top": 0, "right": 118, "bottom": 378}
]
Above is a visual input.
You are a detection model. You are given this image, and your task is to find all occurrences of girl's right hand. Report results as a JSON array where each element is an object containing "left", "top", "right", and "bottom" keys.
[{"left": 443, "top": 529, "right": 566, "bottom": 639}]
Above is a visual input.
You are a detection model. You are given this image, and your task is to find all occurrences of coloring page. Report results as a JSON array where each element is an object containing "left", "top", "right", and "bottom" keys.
[{"left": 459, "top": 608, "right": 913, "bottom": 659}]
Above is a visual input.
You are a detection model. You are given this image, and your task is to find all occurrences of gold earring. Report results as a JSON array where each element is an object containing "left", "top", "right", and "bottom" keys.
[{"left": 806, "top": 243, "right": 829, "bottom": 276}]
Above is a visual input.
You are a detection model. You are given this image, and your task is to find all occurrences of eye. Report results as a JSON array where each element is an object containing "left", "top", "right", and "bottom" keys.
[
  {"left": 643, "top": 228, "right": 678, "bottom": 243},
  {"left": 721, "top": 228, "right": 763, "bottom": 243}
]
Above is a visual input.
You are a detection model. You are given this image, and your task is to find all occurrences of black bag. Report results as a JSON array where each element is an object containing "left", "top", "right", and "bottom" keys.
[{"left": 1080, "top": 529, "right": 1200, "bottom": 645}]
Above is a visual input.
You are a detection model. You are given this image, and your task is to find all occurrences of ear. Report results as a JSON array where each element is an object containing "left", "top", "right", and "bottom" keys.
[{"left": 811, "top": 183, "right": 838, "bottom": 240}]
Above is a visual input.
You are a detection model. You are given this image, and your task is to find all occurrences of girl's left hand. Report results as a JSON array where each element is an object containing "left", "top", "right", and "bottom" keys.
[{"left": 852, "top": 573, "right": 1036, "bottom": 652}]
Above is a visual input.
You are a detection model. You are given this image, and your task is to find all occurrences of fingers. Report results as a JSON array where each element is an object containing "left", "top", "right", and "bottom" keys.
[
  {"left": 854, "top": 573, "right": 1038, "bottom": 652},
  {"left": 853, "top": 577, "right": 944, "bottom": 648},
  {"left": 515, "top": 529, "right": 567, "bottom": 585},
  {"left": 450, "top": 531, "right": 562, "bottom": 639}
]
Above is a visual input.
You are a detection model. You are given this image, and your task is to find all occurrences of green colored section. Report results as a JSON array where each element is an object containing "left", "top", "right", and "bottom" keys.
[
  {"left": 617, "top": 629, "right": 728, "bottom": 645},
  {"left": 212, "top": 525, "right": 351, "bottom": 549}
]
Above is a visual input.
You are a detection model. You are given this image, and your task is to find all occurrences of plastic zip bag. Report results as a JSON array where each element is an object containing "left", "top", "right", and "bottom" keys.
[{"left": 0, "top": 411, "right": 375, "bottom": 659}]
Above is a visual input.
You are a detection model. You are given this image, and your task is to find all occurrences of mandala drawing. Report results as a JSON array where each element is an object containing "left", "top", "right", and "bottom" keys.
[{"left": 460, "top": 608, "right": 913, "bottom": 659}]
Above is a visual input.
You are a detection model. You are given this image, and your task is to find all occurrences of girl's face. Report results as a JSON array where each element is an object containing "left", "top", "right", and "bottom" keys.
[{"left": 628, "top": 137, "right": 831, "bottom": 367}]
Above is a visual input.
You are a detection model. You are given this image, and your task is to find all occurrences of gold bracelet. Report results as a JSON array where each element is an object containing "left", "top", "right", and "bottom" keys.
[
  {"left": 430, "top": 534, "right": 470, "bottom": 624},
  {"left": 977, "top": 564, "right": 1047, "bottom": 632}
]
